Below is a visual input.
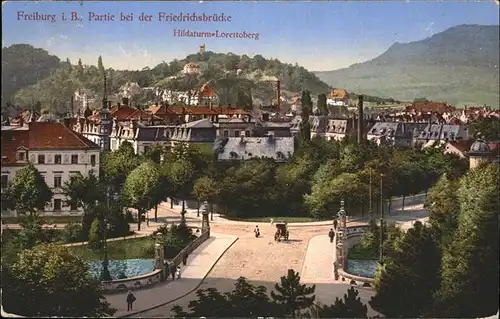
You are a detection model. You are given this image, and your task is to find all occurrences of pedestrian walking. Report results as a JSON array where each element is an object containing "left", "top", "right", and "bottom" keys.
[
  {"left": 176, "top": 266, "right": 181, "bottom": 279},
  {"left": 333, "top": 219, "right": 338, "bottom": 230},
  {"left": 329, "top": 228, "right": 335, "bottom": 243},
  {"left": 182, "top": 251, "right": 188, "bottom": 266},
  {"left": 254, "top": 225, "right": 260, "bottom": 238},
  {"left": 170, "top": 263, "right": 176, "bottom": 280},
  {"left": 126, "top": 290, "right": 136, "bottom": 311}
]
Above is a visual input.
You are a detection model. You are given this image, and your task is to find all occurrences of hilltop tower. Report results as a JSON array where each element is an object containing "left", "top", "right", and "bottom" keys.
[{"left": 199, "top": 43, "right": 206, "bottom": 55}]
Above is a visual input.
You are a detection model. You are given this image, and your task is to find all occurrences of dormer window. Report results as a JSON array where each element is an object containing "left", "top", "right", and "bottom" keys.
[
  {"left": 229, "top": 151, "right": 239, "bottom": 159},
  {"left": 16, "top": 151, "right": 26, "bottom": 162}
]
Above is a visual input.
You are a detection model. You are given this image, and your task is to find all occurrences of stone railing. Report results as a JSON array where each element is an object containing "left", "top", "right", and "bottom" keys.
[
  {"left": 168, "top": 230, "right": 210, "bottom": 268},
  {"left": 101, "top": 230, "right": 210, "bottom": 294},
  {"left": 101, "top": 269, "right": 163, "bottom": 294},
  {"left": 336, "top": 225, "right": 376, "bottom": 288}
]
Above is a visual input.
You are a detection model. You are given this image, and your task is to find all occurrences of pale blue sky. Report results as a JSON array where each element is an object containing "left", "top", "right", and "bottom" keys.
[{"left": 2, "top": 1, "right": 499, "bottom": 71}]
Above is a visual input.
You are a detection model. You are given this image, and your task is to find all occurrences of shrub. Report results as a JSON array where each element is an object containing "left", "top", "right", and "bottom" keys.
[
  {"left": 125, "top": 210, "right": 135, "bottom": 223},
  {"left": 87, "top": 218, "right": 102, "bottom": 251},
  {"left": 61, "top": 223, "right": 86, "bottom": 243}
]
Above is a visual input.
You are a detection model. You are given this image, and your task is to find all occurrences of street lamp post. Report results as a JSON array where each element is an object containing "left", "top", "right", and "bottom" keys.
[
  {"left": 379, "top": 174, "right": 384, "bottom": 266},
  {"left": 368, "top": 170, "right": 373, "bottom": 221},
  {"left": 100, "top": 217, "right": 112, "bottom": 281}
]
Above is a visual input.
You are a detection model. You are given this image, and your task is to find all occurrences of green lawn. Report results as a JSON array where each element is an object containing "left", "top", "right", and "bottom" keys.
[
  {"left": 68, "top": 237, "right": 155, "bottom": 261},
  {"left": 223, "top": 216, "right": 328, "bottom": 223},
  {"left": 1, "top": 215, "right": 82, "bottom": 224}
]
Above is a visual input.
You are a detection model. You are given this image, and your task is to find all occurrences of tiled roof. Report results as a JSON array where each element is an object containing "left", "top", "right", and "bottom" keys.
[
  {"left": 1, "top": 130, "right": 30, "bottom": 165},
  {"left": 198, "top": 83, "right": 218, "bottom": 98},
  {"left": 408, "top": 102, "right": 455, "bottom": 114},
  {"left": 28, "top": 122, "right": 100, "bottom": 150},
  {"left": 448, "top": 140, "right": 474, "bottom": 153},
  {"left": 1, "top": 122, "right": 99, "bottom": 166},
  {"left": 123, "top": 109, "right": 162, "bottom": 121},
  {"left": 329, "top": 88, "right": 348, "bottom": 100},
  {"left": 109, "top": 105, "right": 137, "bottom": 120}
]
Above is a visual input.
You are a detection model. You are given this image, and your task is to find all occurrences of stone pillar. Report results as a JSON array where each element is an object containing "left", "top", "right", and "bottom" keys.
[
  {"left": 201, "top": 201, "right": 210, "bottom": 236},
  {"left": 154, "top": 233, "right": 165, "bottom": 280}
]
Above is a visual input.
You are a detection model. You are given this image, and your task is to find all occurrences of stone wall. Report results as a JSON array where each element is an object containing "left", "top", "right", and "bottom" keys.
[
  {"left": 101, "top": 269, "right": 163, "bottom": 294},
  {"left": 168, "top": 230, "right": 210, "bottom": 268}
]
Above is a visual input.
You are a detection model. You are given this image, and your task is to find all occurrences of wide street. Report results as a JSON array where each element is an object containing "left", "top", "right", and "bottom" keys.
[{"left": 121, "top": 196, "right": 427, "bottom": 318}]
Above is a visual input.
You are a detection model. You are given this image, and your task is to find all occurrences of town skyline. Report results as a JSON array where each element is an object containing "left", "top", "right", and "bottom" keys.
[{"left": 2, "top": 1, "right": 499, "bottom": 71}]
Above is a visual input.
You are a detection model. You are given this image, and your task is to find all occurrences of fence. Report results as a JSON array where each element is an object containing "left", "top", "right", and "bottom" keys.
[{"left": 168, "top": 230, "right": 210, "bottom": 268}]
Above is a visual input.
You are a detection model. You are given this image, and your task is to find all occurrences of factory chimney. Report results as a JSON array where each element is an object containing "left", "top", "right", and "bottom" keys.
[{"left": 357, "top": 95, "right": 364, "bottom": 144}]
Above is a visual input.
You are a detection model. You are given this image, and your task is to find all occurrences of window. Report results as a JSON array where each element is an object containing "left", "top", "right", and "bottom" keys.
[
  {"left": 71, "top": 155, "right": 78, "bottom": 164},
  {"left": 16, "top": 151, "right": 26, "bottom": 162},
  {"left": 38, "top": 155, "right": 45, "bottom": 164},
  {"left": 234, "top": 130, "right": 240, "bottom": 137},
  {"left": 70, "top": 202, "right": 77, "bottom": 211},
  {"left": 245, "top": 130, "right": 250, "bottom": 137},
  {"left": 54, "top": 154, "right": 62, "bottom": 164},
  {"left": 223, "top": 130, "right": 229, "bottom": 137},
  {"left": 53, "top": 199, "right": 62, "bottom": 211},
  {"left": 54, "top": 176, "right": 62, "bottom": 188},
  {"left": 90, "top": 155, "right": 96, "bottom": 166},
  {"left": 1, "top": 175, "right": 8, "bottom": 189}
]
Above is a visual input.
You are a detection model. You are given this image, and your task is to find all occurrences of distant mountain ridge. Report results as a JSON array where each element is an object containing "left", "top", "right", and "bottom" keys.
[{"left": 315, "top": 24, "right": 500, "bottom": 108}]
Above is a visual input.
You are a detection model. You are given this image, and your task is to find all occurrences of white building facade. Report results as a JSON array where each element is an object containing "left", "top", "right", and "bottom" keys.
[{"left": 1, "top": 122, "right": 101, "bottom": 217}]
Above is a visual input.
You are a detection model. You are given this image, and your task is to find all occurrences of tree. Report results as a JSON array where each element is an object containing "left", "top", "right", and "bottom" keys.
[
  {"left": 87, "top": 217, "right": 103, "bottom": 251},
  {"left": 1, "top": 244, "right": 116, "bottom": 317},
  {"left": 171, "top": 277, "right": 280, "bottom": 317},
  {"left": 192, "top": 176, "right": 220, "bottom": 217},
  {"left": 11, "top": 215, "right": 45, "bottom": 252},
  {"left": 433, "top": 164, "right": 499, "bottom": 318},
  {"left": 5, "top": 163, "right": 53, "bottom": 216},
  {"left": 167, "top": 156, "right": 196, "bottom": 216},
  {"left": 425, "top": 173, "right": 460, "bottom": 243},
  {"left": 317, "top": 93, "right": 328, "bottom": 115},
  {"left": 299, "top": 90, "right": 312, "bottom": 142},
  {"left": 101, "top": 141, "right": 141, "bottom": 192},
  {"left": 313, "top": 287, "right": 368, "bottom": 318},
  {"left": 468, "top": 117, "right": 500, "bottom": 141},
  {"left": 369, "top": 221, "right": 441, "bottom": 318},
  {"left": 97, "top": 55, "right": 105, "bottom": 76},
  {"left": 271, "top": 269, "right": 316, "bottom": 317},
  {"left": 123, "top": 160, "right": 162, "bottom": 231}
]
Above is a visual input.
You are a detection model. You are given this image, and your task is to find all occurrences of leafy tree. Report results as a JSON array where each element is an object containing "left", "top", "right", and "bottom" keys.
[
  {"left": 123, "top": 160, "right": 162, "bottom": 231},
  {"left": 433, "top": 164, "right": 499, "bottom": 318},
  {"left": 299, "top": 90, "right": 312, "bottom": 142},
  {"left": 317, "top": 93, "right": 328, "bottom": 115},
  {"left": 101, "top": 141, "right": 141, "bottom": 192},
  {"left": 425, "top": 173, "right": 460, "bottom": 243},
  {"left": 87, "top": 217, "right": 103, "bottom": 251},
  {"left": 5, "top": 163, "right": 53, "bottom": 216},
  {"left": 370, "top": 221, "right": 441, "bottom": 318},
  {"left": 313, "top": 287, "right": 368, "bottom": 318},
  {"left": 97, "top": 55, "right": 105, "bottom": 76},
  {"left": 271, "top": 269, "right": 316, "bottom": 317},
  {"left": 192, "top": 175, "right": 220, "bottom": 217},
  {"left": 11, "top": 215, "right": 46, "bottom": 252},
  {"left": 143, "top": 143, "right": 165, "bottom": 164},
  {"left": 468, "top": 117, "right": 500, "bottom": 140},
  {"left": 171, "top": 277, "right": 280, "bottom": 318},
  {"left": 1, "top": 244, "right": 116, "bottom": 317}
]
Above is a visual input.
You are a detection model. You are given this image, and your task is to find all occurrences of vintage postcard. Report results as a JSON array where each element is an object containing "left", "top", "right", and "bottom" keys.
[{"left": 1, "top": 1, "right": 499, "bottom": 318}]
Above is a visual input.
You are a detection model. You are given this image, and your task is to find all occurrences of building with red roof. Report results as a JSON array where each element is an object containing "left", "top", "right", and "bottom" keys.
[{"left": 1, "top": 122, "right": 100, "bottom": 217}]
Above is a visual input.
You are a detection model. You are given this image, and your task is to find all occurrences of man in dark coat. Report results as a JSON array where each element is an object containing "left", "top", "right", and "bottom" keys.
[
  {"left": 328, "top": 228, "right": 335, "bottom": 243},
  {"left": 333, "top": 219, "right": 338, "bottom": 230},
  {"left": 126, "top": 290, "right": 136, "bottom": 311},
  {"left": 182, "top": 252, "right": 188, "bottom": 266},
  {"left": 170, "top": 263, "right": 176, "bottom": 280}
]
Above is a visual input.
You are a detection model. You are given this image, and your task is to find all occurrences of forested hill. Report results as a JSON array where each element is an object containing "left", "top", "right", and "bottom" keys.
[{"left": 1, "top": 44, "right": 331, "bottom": 114}]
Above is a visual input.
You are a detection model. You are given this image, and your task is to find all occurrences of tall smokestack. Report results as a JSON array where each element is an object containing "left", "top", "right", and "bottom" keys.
[
  {"left": 357, "top": 95, "right": 364, "bottom": 144},
  {"left": 277, "top": 80, "right": 280, "bottom": 109}
]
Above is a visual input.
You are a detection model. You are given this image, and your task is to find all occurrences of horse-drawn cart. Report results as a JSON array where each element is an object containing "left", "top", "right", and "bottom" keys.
[{"left": 274, "top": 221, "right": 289, "bottom": 242}]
